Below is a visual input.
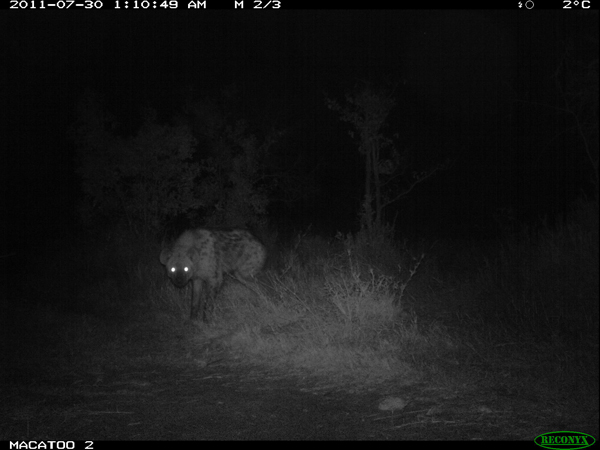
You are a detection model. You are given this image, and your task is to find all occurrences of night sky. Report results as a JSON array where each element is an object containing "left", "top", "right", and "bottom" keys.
[{"left": 2, "top": 9, "right": 598, "bottom": 249}]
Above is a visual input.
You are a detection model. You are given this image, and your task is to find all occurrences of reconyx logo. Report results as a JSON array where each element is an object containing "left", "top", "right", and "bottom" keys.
[{"left": 535, "top": 431, "right": 596, "bottom": 450}]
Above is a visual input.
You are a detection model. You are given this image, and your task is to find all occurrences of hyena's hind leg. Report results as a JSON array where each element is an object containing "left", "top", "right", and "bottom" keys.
[{"left": 228, "top": 271, "right": 263, "bottom": 298}]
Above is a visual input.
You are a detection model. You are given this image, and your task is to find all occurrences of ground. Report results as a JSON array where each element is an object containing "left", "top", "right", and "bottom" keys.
[{"left": 1, "top": 305, "right": 597, "bottom": 441}]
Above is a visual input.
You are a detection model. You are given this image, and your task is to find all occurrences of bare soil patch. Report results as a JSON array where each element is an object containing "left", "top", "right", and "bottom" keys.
[{"left": 1, "top": 305, "right": 597, "bottom": 440}]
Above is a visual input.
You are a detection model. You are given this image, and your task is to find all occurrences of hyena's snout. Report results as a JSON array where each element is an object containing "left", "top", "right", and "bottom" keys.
[{"left": 170, "top": 269, "right": 191, "bottom": 288}]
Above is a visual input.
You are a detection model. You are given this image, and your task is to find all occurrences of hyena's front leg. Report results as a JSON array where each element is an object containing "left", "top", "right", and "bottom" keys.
[
  {"left": 202, "top": 279, "right": 221, "bottom": 322},
  {"left": 190, "top": 279, "right": 205, "bottom": 321}
]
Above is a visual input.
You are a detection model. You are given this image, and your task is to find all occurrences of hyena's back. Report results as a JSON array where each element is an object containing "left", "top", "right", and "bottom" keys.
[
  {"left": 171, "top": 229, "right": 266, "bottom": 279},
  {"left": 211, "top": 229, "right": 266, "bottom": 278}
]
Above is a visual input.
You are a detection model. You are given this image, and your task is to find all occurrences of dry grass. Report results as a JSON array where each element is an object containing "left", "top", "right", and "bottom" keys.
[{"left": 10, "top": 202, "right": 598, "bottom": 397}]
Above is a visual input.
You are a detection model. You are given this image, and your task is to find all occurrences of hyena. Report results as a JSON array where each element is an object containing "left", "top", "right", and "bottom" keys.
[{"left": 160, "top": 229, "right": 266, "bottom": 322}]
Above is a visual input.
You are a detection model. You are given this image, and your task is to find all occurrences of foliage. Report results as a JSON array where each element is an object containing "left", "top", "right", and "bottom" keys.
[
  {"left": 70, "top": 89, "right": 279, "bottom": 234},
  {"left": 70, "top": 92, "right": 201, "bottom": 234},
  {"left": 175, "top": 85, "right": 292, "bottom": 228},
  {"left": 194, "top": 119, "right": 273, "bottom": 228}
]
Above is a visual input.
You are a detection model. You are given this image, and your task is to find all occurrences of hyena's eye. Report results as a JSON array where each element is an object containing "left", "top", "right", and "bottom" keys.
[
  {"left": 184, "top": 267, "right": 189, "bottom": 272},
  {"left": 170, "top": 267, "right": 176, "bottom": 273}
]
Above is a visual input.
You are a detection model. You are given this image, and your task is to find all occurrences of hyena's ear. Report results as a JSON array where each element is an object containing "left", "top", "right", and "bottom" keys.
[{"left": 159, "top": 248, "right": 171, "bottom": 265}]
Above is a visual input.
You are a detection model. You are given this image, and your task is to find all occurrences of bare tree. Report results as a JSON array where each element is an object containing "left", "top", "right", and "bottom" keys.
[
  {"left": 554, "top": 37, "right": 599, "bottom": 198},
  {"left": 327, "top": 83, "right": 445, "bottom": 234}
]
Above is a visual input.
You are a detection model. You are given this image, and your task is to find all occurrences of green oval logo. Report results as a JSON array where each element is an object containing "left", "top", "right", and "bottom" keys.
[{"left": 535, "top": 431, "right": 596, "bottom": 450}]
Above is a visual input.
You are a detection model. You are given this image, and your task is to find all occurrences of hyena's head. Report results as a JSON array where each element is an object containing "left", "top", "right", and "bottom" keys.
[{"left": 160, "top": 248, "right": 195, "bottom": 288}]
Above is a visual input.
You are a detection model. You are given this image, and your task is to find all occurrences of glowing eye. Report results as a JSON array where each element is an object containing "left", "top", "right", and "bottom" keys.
[
  {"left": 170, "top": 267, "right": 176, "bottom": 273},
  {"left": 184, "top": 267, "right": 189, "bottom": 272}
]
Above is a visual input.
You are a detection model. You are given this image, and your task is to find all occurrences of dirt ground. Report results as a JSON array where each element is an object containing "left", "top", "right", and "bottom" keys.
[{"left": 1, "top": 306, "right": 598, "bottom": 441}]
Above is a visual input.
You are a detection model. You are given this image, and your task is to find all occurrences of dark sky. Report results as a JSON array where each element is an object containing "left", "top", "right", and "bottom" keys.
[{"left": 2, "top": 9, "right": 598, "bottom": 246}]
